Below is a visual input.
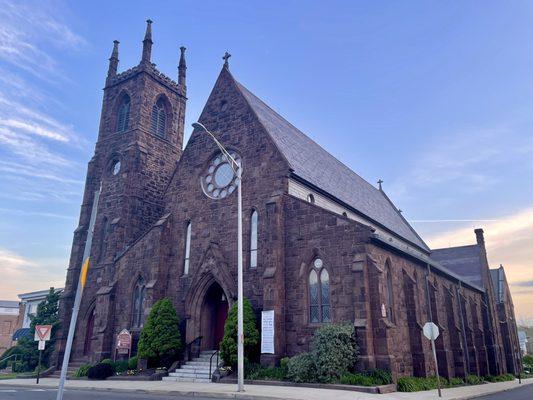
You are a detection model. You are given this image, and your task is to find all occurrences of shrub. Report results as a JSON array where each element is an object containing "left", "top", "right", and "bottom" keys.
[
  {"left": 220, "top": 298, "right": 259, "bottom": 367},
  {"left": 484, "top": 374, "right": 515, "bottom": 382},
  {"left": 447, "top": 377, "right": 464, "bottom": 387},
  {"left": 138, "top": 298, "right": 183, "bottom": 368},
  {"left": 114, "top": 360, "right": 129, "bottom": 374},
  {"left": 128, "top": 356, "right": 138, "bottom": 370},
  {"left": 74, "top": 364, "right": 92, "bottom": 378},
  {"left": 279, "top": 357, "right": 290, "bottom": 371},
  {"left": 100, "top": 359, "right": 115, "bottom": 372},
  {"left": 286, "top": 352, "right": 317, "bottom": 383},
  {"left": 523, "top": 355, "right": 533, "bottom": 370},
  {"left": 311, "top": 323, "right": 358, "bottom": 383},
  {"left": 397, "top": 376, "right": 446, "bottom": 392},
  {"left": 246, "top": 363, "right": 287, "bottom": 381},
  {"left": 366, "top": 369, "right": 393, "bottom": 385},
  {"left": 340, "top": 373, "right": 374, "bottom": 386},
  {"left": 466, "top": 374, "right": 483, "bottom": 385},
  {"left": 87, "top": 363, "right": 114, "bottom": 380},
  {"left": 397, "top": 377, "right": 421, "bottom": 392}
]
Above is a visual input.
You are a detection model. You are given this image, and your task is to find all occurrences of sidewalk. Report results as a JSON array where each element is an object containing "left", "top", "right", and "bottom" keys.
[{"left": 0, "top": 377, "right": 532, "bottom": 400}]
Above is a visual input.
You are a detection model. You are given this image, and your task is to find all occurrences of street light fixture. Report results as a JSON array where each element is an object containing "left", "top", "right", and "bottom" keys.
[{"left": 192, "top": 122, "right": 244, "bottom": 392}]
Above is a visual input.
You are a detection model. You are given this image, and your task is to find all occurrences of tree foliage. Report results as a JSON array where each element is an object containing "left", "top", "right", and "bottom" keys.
[
  {"left": 220, "top": 298, "right": 259, "bottom": 367},
  {"left": 137, "top": 298, "right": 182, "bottom": 367}
]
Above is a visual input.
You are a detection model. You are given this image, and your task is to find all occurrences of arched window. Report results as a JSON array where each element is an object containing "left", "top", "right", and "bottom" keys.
[
  {"left": 117, "top": 95, "right": 130, "bottom": 132},
  {"left": 183, "top": 222, "right": 192, "bottom": 275},
  {"left": 307, "top": 193, "right": 315, "bottom": 204},
  {"left": 151, "top": 98, "right": 166, "bottom": 137},
  {"left": 385, "top": 261, "right": 395, "bottom": 323},
  {"left": 250, "top": 210, "right": 258, "bottom": 268},
  {"left": 309, "top": 258, "right": 331, "bottom": 323},
  {"left": 132, "top": 277, "right": 146, "bottom": 328}
]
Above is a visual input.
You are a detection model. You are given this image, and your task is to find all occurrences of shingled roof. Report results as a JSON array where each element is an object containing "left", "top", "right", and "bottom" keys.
[
  {"left": 431, "top": 245, "right": 483, "bottom": 287},
  {"left": 234, "top": 78, "right": 429, "bottom": 252}
]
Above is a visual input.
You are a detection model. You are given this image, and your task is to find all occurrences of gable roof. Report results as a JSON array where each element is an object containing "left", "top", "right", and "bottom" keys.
[
  {"left": 233, "top": 77, "right": 429, "bottom": 252},
  {"left": 431, "top": 245, "right": 483, "bottom": 287}
]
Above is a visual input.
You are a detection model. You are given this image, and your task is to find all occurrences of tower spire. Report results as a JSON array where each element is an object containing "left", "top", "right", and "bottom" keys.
[
  {"left": 178, "top": 46, "right": 186, "bottom": 86},
  {"left": 107, "top": 40, "right": 119, "bottom": 78},
  {"left": 141, "top": 19, "right": 153, "bottom": 64}
]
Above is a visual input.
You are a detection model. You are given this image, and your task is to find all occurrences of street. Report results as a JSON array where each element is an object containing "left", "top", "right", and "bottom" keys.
[
  {"left": 0, "top": 384, "right": 532, "bottom": 400},
  {"left": 0, "top": 386, "right": 223, "bottom": 400}
]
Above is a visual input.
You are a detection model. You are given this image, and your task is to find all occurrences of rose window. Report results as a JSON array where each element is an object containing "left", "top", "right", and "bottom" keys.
[{"left": 201, "top": 152, "right": 241, "bottom": 199}]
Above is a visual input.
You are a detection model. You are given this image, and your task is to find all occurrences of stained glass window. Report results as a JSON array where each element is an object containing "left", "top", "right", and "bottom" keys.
[
  {"left": 132, "top": 277, "right": 146, "bottom": 328},
  {"left": 184, "top": 222, "right": 191, "bottom": 275},
  {"left": 250, "top": 210, "right": 258, "bottom": 268},
  {"left": 308, "top": 259, "right": 331, "bottom": 323}
]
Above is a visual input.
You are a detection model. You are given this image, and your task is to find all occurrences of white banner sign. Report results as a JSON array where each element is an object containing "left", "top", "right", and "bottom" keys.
[
  {"left": 38, "top": 340, "right": 45, "bottom": 350},
  {"left": 261, "top": 310, "right": 275, "bottom": 354}
]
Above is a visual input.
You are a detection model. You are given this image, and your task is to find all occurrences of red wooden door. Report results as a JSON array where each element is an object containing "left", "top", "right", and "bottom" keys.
[
  {"left": 214, "top": 301, "right": 228, "bottom": 349},
  {"left": 84, "top": 310, "right": 95, "bottom": 355}
]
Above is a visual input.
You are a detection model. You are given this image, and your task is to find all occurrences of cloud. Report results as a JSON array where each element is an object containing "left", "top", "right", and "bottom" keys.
[
  {"left": 425, "top": 207, "right": 533, "bottom": 320},
  {"left": 0, "top": 207, "right": 76, "bottom": 220},
  {"left": 0, "top": 248, "right": 65, "bottom": 300},
  {"left": 0, "top": 0, "right": 87, "bottom": 79},
  {"left": 389, "top": 126, "right": 533, "bottom": 201}
]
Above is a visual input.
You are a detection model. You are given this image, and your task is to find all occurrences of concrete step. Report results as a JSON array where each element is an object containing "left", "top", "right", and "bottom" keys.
[
  {"left": 170, "top": 370, "right": 210, "bottom": 377},
  {"left": 163, "top": 376, "right": 211, "bottom": 383},
  {"left": 186, "top": 361, "right": 211, "bottom": 367},
  {"left": 181, "top": 365, "right": 211, "bottom": 371}
]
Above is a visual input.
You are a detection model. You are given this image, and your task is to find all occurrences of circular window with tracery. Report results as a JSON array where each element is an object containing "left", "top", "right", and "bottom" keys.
[{"left": 201, "top": 151, "right": 241, "bottom": 200}]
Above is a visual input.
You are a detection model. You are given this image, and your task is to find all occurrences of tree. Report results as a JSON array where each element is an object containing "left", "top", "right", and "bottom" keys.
[
  {"left": 137, "top": 298, "right": 182, "bottom": 367},
  {"left": 0, "top": 288, "right": 60, "bottom": 372},
  {"left": 220, "top": 298, "right": 259, "bottom": 367}
]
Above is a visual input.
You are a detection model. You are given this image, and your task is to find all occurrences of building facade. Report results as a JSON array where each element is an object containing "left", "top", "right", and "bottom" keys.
[
  {"left": 0, "top": 301, "right": 19, "bottom": 357},
  {"left": 55, "top": 22, "right": 521, "bottom": 380}
]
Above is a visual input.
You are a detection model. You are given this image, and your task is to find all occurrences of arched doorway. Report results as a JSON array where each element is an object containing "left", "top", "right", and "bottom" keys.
[
  {"left": 84, "top": 308, "right": 95, "bottom": 356},
  {"left": 200, "top": 282, "right": 229, "bottom": 350}
]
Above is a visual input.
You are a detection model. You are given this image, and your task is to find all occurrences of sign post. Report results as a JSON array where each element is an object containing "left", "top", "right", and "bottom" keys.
[
  {"left": 34, "top": 324, "right": 52, "bottom": 384},
  {"left": 114, "top": 329, "right": 132, "bottom": 361},
  {"left": 423, "top": 322, "right": 442, "bottom": 397}
]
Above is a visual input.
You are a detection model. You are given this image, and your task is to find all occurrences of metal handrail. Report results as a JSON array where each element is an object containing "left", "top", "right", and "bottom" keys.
[
  {"left": 0, "top": 353, "right": 19, "bottom": 367},
  {"left": 185, "top": 336, "right": 203, "bottom": 361},
  {"left": 209, "top": 350, "right": 219, "bottom": 380}
]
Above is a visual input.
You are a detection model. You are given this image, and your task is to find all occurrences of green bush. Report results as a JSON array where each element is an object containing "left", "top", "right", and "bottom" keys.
[
  {"left": 138, "top": 298, "right": 183, "bottom": 368},
  {"left": 484, "top": 374, "right": 515, "bottom": 383},
  {"left": 286, "top": 352, "right": 317, "bottom": 383},
  {"left": 74, "top": 364, "right": 92, "bottom": 378},
  {"left": 311, "top": 323, "right": 358, "bottom": 383},
  {"left": 397, "top": 376, "right": 446, "bottom": 392},
  {"left": 340, "top": 373, "right": 375, "bottom": 386},
  {"left": 87, "top": 363, "right": 113, "bottom": 380},
  {"left": 220, "top": 298, "right": 259, "bottom": 367},
  {"left": 466, "top": 374, "right": 483, "bottom": 385},
  {"left": 114, "top": 360, "right": 129, "bottom": 374},
  {"left": 245, "top": 363, "right": 287, "bottom": 381},
  {"left": 279, "top": 357, "right": 289, "bottom": 371},
  {"left": 366, "top": 369, "right": 393, "bottom": 385},
  {"left": 128, "top": 356, "right": 138, "bottom": 370},
  {"left": 447, "top": 377, "right": 464, "bottom": 387},
  {"left": 523, "top": 355, "right": 533, "bottom": 370},
  {"left": 100, "top": 359, "right": 115, "bottom": 371}
]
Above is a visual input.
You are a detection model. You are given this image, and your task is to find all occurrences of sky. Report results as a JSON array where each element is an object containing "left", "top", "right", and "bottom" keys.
[{"left": 0, "top": 0, "right": 532, "bottom": 323}]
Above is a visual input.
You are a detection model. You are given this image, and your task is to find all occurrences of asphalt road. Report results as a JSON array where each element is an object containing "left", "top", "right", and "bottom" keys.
[
  {"left": 475, "top": 384, "right": 533, "bottom": 400},
  {"left": 0, "top": 383, "right": 531, "bottom": 400},
  {"left": 0, "top": 386, "right": 223, "bottom": 400}
]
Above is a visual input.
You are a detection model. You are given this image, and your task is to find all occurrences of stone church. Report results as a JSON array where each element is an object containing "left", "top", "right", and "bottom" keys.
[{"left": 55, "top": 21, "right": 521, "bottom": 380}]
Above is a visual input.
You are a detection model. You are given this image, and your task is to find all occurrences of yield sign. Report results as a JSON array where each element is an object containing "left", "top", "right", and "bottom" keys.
[{"left": 34, "top": 325, "right": 52, "bottom": 341}]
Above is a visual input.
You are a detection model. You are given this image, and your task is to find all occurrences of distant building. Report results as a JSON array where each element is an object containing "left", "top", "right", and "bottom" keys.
[
  {"left": 10, "top": 288, "right": 63, "bottom": 345},
  {"left": 518, "top": 331, "right": 528, "bottom": 355},
  {"left": 18, "top": 288, "right": 63, "bottom": 329},
  {"left": 0, "top": 300, "right": 19, "bottom": 356}
]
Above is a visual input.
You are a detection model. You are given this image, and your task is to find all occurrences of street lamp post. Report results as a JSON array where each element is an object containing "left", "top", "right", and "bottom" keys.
[{"left": 192, "top": 122, "right": 244, "bottom": 392}]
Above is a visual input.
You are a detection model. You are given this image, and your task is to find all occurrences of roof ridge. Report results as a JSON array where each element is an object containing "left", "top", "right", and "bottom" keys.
[{"left": 432, "top": 244, "right": 479, "bottom": 252}]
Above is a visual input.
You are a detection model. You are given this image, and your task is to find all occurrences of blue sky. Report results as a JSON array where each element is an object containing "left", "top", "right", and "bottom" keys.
[{"left": 0, "top": 1, "right": 532, "bottom": 321}]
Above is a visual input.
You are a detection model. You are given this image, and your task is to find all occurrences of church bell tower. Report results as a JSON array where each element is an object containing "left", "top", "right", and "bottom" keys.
[{"left": 56, "top": 20, "right": 187, "bottom": 362}]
